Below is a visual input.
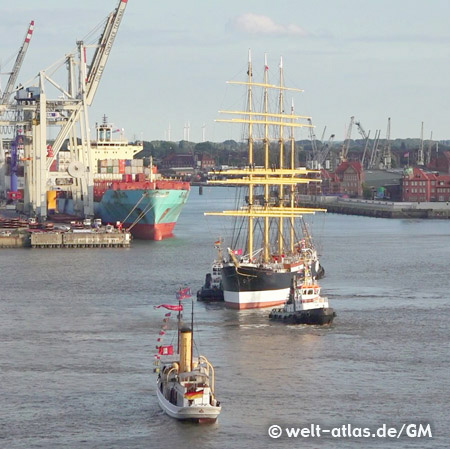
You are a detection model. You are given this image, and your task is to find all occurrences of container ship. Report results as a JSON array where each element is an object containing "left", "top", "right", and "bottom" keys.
[
  {"left": 93, "top": 176, "right": 190, "bottom": 240},
  {"left": 204, "top": 52, "right": 325, "bottom": 309},
  {"left": 90, "top": 118, "right": 190, "bottom": 240}
]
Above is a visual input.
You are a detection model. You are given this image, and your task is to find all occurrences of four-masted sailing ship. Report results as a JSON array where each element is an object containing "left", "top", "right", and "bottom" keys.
[{"left": 205, "top": 51, "right": 326, "bottom": 309}]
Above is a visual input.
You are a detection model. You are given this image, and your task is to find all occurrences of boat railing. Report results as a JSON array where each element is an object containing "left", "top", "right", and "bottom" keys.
[
  {"left": 163, "top": 366, "right": 178, "bottom": 383},
  {"left": 199, "top": 355, "right": 215, "bottom": 396}
]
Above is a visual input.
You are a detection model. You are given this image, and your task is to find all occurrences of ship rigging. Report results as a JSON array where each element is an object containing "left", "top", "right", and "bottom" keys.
[{"left": 205, "top": 51, "right": 326, "bottom": 309}]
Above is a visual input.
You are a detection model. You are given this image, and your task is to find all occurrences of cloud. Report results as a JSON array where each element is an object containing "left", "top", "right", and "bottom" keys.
[{"left": 232, "top": 13, "right": 308, "bottom": 37}]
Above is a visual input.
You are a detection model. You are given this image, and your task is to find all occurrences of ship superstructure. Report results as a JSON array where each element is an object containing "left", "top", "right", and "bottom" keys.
[{"left": 205, "top": 52, "right": 325, "bottom": 309}]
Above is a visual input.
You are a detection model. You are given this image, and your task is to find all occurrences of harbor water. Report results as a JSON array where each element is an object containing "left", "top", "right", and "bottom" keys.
[{"left": 1, "top": 187, "right": 449, "bottom": 448}]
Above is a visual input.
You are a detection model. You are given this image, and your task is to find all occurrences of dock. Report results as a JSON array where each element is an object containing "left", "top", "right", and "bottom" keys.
[
  {"left": 30, "top": 230, "right": 131, "bottom": 248},
  {"left": 0, "top": 230, "right": 30, "bottom": 248},
  {"left": 300, "top": 195, "right": 450, "bottom": 219}
]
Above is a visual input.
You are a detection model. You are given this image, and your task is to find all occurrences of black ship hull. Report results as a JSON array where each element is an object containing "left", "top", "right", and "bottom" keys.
[
  {"left": 221, "top": 264, "right": 297, "bottom": 309},
  {"left": 196, "top": 287, "right": 224, "bottom": 302},
  {"left": 269, "top": 307, "right": 336, "bottom": 325}
]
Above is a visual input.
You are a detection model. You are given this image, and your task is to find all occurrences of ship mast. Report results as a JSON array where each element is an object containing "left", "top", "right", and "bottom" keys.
[
  {"left": 247, "top": 50, "right": 254, "bottom": 261},
  {"left": 278, "top": 56, "right": 285, "bottom": 257},
  {"left": 290, "top": 98, "right": 296, "bottom": 254},
  {"left": 263, "top": 53, "right": 270, "bottom": 263},
  {"left": 206, "top": 53, "right": 325, "bottom": 263}
]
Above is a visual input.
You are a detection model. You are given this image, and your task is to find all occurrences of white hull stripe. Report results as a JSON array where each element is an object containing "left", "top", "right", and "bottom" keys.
[{"left": 224, "top": 288, "right": 290, "bottom": 307}]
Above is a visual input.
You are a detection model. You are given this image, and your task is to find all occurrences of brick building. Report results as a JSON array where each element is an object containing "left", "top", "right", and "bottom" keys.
[
  {"left": 332, "top": 161, "right": 365, "bottom": 197},
  {"left": 197, "top": 153, "right": 215, "bottom": 170},
  {"left": 402, "top": 167, "right": 450, "bottom": 202}
]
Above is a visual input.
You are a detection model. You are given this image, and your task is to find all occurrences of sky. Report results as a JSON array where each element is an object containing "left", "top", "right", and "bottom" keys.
[{"left": 1, "top": 0, "right": 450, "bottom": 143}]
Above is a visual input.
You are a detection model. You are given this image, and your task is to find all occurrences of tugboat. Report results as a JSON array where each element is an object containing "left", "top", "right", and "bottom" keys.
[
  {"left": 269, "top": 264, "right": 335, "bottom": 325},
  {"left": 154, "top": 289, "right": 221, "bottom": 422},
  {"left": 197, "top": 239, "right": 224, "bottom": 302}
]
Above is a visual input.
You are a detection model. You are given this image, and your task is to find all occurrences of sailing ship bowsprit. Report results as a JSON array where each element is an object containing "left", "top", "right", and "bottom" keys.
[{"left": 205, "top": 52, "right": 326, "bottom": 310}]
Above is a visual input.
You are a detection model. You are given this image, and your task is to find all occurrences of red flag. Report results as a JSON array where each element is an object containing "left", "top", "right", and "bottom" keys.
[
  {"left": 158, "top": 345, "right": 174, "bottom": 356},
  {"left": 159, "top": 330, "right": 165, "bottom": 336},
  {"left": 154, "top": 304, "right": 183, "bottom": 311},
  {"left": 165, "top": 312, "right": 171, "bottom": 317},
  {"left": 176, "top": 287, "right": 192, "bottom": 300}
]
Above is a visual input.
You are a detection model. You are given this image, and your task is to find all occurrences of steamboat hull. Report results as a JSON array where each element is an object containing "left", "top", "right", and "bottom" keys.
[
  {"left": 156, "top": 382, "right": 221, "bottom": 422},
  {"left": 221, "top": 264, "right": 294, "bottom": 309},
  {"left": 95, "top": 188, "right": 189, "bottom": 240}
]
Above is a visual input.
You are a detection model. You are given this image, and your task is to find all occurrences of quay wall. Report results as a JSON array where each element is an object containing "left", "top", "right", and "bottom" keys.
[{"left": 300, "top": 196, "right": 450, "bottom": 219}]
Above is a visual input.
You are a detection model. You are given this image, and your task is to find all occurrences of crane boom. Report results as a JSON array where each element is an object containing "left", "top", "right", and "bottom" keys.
[
  {"left": 317, "top": 134, "right": 335, "bottom": 166},
  {"left": 85, "top": 0, "right": 128, "bottom": 106},
  {"left": 356, "top": 120, "right": 371, "bottom": 168},
  {"left": 1, "top": 20, "right": 34, "bottom": 105},
  {"left": 339, "top": 116, "right": 354, "bottom": 163}
]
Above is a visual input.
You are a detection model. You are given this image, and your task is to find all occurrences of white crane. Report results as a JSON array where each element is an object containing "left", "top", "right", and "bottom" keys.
[
  {"left": 83, "top": 0, "right": 129, "bottom": 106},
  {"left": 0, "top": 0, "right": 129, "bottom": 219},
  {"left": 0, "top": 20, "right": 35, "bottom": 108},
  {"left": 382, "top": 117, "right": 392, "bottom": 169}
]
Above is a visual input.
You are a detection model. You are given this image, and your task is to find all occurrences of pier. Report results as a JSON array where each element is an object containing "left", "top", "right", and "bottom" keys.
[
  {"left": 30, "top": 230, "right": 131, "bottom": 248},
  {"left": 300, "top": 195, "right": 450, "bottom": 219},
  {"left": 0, "top": 230, "right": 30, "bottom": 248}
]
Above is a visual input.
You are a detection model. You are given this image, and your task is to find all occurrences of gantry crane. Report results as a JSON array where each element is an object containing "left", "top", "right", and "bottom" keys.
[
  {"left": 0, "top": 20, "right": 35, "bottom": 108},
  {"left": 0, "top": 20, "right": 34, "bottom": 199},
  {"left": 0, "top": 0, "right": 129, "bottom": 219}
]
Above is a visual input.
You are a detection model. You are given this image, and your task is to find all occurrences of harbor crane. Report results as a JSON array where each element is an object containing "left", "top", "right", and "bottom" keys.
[
  {"left": 368, "top": 129, "right": 381, "bottom": 169},
  {"left": 0, "top": 20, "right": 34, "bottom": 199},
  {"left": 317, "top": 133, "right": 335, "bottom": 169},
  {"left": 426, "top": 131, "right": 433, "bottom": 166},
  {"left": 307, "top": 118, "right": 320, "bottom": 168},
  {"left": 355, "top": 120, "right": 371, "bottom": 168},
  {"left": 0, "top": 20, "right": 35, "bottom": 109},
  {"left": 307, "top": 119, "right": 335, "bottom": 169},
  {"left": 417, "top": 122, "right": 425, "bottom": 166},
  {"left": 339, "top": 116, "right": 354, "bottom": 164},
  {"left": 381, "top": 117, "right": 392, "bottom": 169},
  {"left": 0, "top": 0, "right": 129, "bottom": 219}
]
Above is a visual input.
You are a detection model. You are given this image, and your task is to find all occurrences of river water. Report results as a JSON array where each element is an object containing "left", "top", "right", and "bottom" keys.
[{"left": 1, "top": 186, "right": 449, "bottom": 448}]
